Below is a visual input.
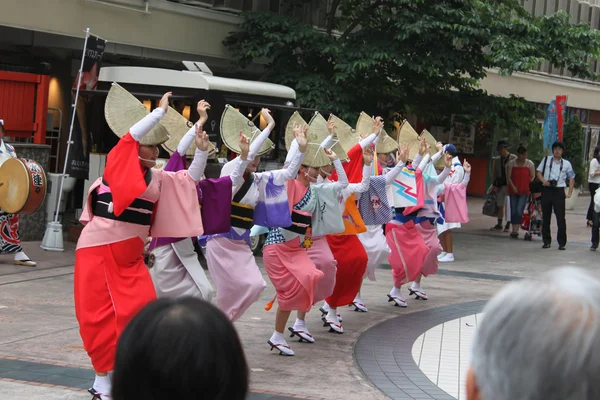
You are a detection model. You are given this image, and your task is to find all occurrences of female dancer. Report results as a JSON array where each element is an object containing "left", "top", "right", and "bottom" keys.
[
  {"left": 322, "top": 149, "right": 374, "bottom": 333},
  {"left": 0, "top": 119, "right": 36, "bottom": 267},
  {"left": 205, "top": 110, "right": 305, "bottom": 322},
  {"left": 437, "top": 145, "right": 464, "bottom": 263},
  {"left": 150, "top": 100, "right": 249, "bottom": 300},
  {"left": 264, "top": 139, "right": 345, "bottom": 355},
  {"left": 406, "top": 142, "right": 453, "bottom": 301},
  {"left": 320, "top": 117, "right": 382, "bottom": 317},
  {"left": 353, "top": 145, "right": 409, "bottom": 312},
  {"left": 75, "top": 92, "right": 208, "bottom": 399}
]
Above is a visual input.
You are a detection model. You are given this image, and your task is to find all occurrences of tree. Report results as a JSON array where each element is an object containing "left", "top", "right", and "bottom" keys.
[{"left": 224, "top": 0, "right": 600, "bottom": 128}]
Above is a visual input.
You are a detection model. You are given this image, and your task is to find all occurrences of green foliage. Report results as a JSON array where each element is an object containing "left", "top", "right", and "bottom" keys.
[
  {"left": 223, "top": 1, "right": 600, "bottom": 131},
  {"left": 563, "top": 117, "right": 585, "bottom": 187}
]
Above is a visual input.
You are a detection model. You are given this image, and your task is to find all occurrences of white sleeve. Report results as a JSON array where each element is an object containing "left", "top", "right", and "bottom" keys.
[
  {"left": 418, "top": 154, "right": 431, "bottom": 171},
  {"left": 412, "top": 153, "right": 423, "bottom": 168},
  {"left": 130, "top": 108, "right": 165, "bottom": 142},
  {"left": 359, "top": 133, "right": 377, "bottom": 149},
  {"left": 320, "top": 135, "right": 335, "bottom": 149},
  {"left": 177, "top": 124, "right": 198, "bottom": 156},
  {"left": 431, "top": 150, "right": 443, "bottom": 163},
  {"left": 332, "top": 159, "right": 349, "bottom": 191},
  {"left": 462, "top": 172, "right": 471, "bottom": 187},
  {"left": 437, "top": 167, "right": 451, "bottom": 183},
  {"left": 384, "top": 161, "right": 405, "bottom": 185},
  {"left": 344, "top": 165, "right": 371, "bottom": 196},
  {"left": 284, "top": 139, "right": 299, "bottom": 168},
  {"left": 248, "top": 127, "right": 272, "bottom": 161},
  {"left": 187, "top": 149, "right": 209, "bottom": 182},
  {"left": 268, "top": 147, "right": 304, "bottom": 184},
  {"left": 229, "top": 157, "right": 250, "bottom": 187}
]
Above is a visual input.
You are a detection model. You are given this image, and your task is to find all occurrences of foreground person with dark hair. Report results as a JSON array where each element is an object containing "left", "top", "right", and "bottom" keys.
[{"left": 112, "top": 297, "right": 248, "bottom": 400}]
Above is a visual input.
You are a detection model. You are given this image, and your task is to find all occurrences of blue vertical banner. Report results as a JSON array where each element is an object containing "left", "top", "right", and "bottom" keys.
[{"left": 543, "top": 100, "right": 558, "bottom": 153}]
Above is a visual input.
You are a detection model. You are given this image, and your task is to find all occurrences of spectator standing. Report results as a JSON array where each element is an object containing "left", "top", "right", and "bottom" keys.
[
  {"left": 587, "top": 145, "right": 600, "bottom": 227},
  {"left": 506, "top": 144, "right": 535, "bottom": 238},
  {"left": 490, "top": 141, "right": 516, "bottom": 231},
  {"left": 536, "top": 141, "right": 575, "bottom": 250}
]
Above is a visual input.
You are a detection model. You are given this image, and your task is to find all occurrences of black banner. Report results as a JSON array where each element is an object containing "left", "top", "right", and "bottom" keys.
[{"left": 66, "top": 35, "right": 105, "bottom": 179}]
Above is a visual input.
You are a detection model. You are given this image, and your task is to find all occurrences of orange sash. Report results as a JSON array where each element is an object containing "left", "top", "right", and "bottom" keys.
[{"left": 339, "top": 194, "right": 367, "bottom": 235}]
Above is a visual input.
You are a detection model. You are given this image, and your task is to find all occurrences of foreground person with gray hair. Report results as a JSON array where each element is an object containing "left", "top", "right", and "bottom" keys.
[{"left": 467, "top": 267, "right": 600, "bottom": 400}]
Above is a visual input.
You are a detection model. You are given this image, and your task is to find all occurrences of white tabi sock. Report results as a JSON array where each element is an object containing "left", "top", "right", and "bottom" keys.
[
  {"left": 93, "top": 374, "right": 112, "bottom": 398},
  {"left": 270, "top": 331, "right": 285, "bottom": 344},
  {"left": 293, "top": 318, "right": 306, "bottom": 331},
  {"left": 411, "top": 283, "right": 422, "bottom": 291},
  {"left": 321, "top": 301, "right": 331, "bottom": 312},
  {"left": 354, "top": 292, "right": 363, "bottom": 302},
  {"left": 14, "top": 251, "right": 29, "bottom": 261},
  {"left": 390, "top": 286, "right": 403, "bottom": 298}
]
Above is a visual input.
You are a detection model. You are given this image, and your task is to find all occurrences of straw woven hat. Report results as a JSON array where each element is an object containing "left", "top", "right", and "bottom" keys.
[
  {"left": 329, "top": 114, "right": 359, "bottom": 153},
  {"left": 161, "top": 106, "right": 197, "bottom": 157},
  {"left": 284, "top": 111, "right": 307, "bottom": 151},
  {"left": 355, "top": 111, "right": 398, "bottom": 155},
  {"left": 301, "top": 112, "right": 331, "bottom": 168},
  {"left": 104, "top": 83, "right": 170, "bottom": 146},
  {"left": 421, "top": 129, "right": 446, "bottom": 169},
  {"left": 397, "top": 120, "right": 421, "bottom": 161},
  {"left": 310, "top": 112, "right": 348, "bottom": 161},
  {"left": 220, "top": 105, "right": 274, "bottom": 156}
]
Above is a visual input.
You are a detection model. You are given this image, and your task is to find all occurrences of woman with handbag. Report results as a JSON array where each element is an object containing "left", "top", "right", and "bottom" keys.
[{"left": 506, "top": 144, "right": 535, "bottom": 238}]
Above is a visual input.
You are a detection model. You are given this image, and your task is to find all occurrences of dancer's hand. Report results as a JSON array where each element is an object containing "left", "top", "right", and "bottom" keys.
[
  {"left": 195, "top": 124, "right": 210, "bottom": 152},
  {"left": 197, "top": 100, "right": 211, "bottom": 126},
  {"left": 327, "top": 120, "right": 336, "bottom": 136},
  {"left": 363, "top": 147, "right": 374, "bottom": 166},
  {"left": 239, "top": 130, "right": 250, "bottom": 161},
  {"left": 294, "top": 123, "right": 309, "bottom": 153},
  {"left": 372, "top": 116, "right": 384, "bottom": 135},
  {"left": 418, "top": 139, "right": 427, "bottom": 156},
  {"left": 324, "top": 148, "right": 338, "bottom": 161},
  {"left": 464, "top": 159, "right": 471, "bottom": 173},
  {"left": 436, "top": 142, "right": 443, "bottom": 152},
  {"left": 261, "top": 108, "right": 275, "bottom": 128},
  {"left": 159, "top": 92, "right": 172, "bottom": 113},
  {"left": 398, "top": 145, "right": 409, "bottom": 164},
  {"left": 444, "top": 153, "right": 453, "bottom": 168}
]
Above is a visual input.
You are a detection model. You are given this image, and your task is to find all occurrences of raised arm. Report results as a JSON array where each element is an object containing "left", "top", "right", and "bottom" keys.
[
  {"left": 247, "top": 108, "right": 275, "bottom": 160},
  {"left": 130, "top": 92, "right": 170, "bottom": 141},
  {"left": 187, "top": 125, "right": 210, "bottom": 182},
  {"left": 418, "top": 153, "right": 431, "bottom": 172},
  {"left": 270, "top": 122, "right": 307, "bottom": 183},
  {"left": 436, "top": 153, "right": 452, "bottom": 183},
  {"left": 358, "top": 116, "right": 384, "bottom": 149},
  {"left": 344, "top": 165, "right": 372, "bottom": 195},
  {"left": 229, "top": 132, "right": 251, "bottom": 187},
  {"left": 385, "top": 161, "right": 406, "bottom": 185},
  {"left": 462, "top": 160, "right": 472, "bottom": 187},
  {"left": 177, "top": 100, "right": 211, "bottom": 156},
  {"left": 284, "top": 139, "right": 299, "bottom": 168},
  {"left": 431, "top": 142, "right": 444, "bottom": 163},
  {"left": 385, "top": 146, "right": 409, "bottom": 185}
]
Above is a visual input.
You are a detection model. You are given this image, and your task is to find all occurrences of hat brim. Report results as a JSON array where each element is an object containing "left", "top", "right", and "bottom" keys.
[
  {"left": 105, "top": 83, "right": 170, "bottom": 146},
  {"left": 220, "top": 105, "right": 274, "bottom": 156}
]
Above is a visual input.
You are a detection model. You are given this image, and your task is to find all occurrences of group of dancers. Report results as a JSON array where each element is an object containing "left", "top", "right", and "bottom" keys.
[{"left": 73, "top": 90, "right": 470, "bottom": 399}]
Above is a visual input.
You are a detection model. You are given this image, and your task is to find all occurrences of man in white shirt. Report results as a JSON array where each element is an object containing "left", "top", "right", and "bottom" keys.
[
  {"left": 0, "top": 119, "right": 36, "bottom": 266},
  {"left": 536, "top": 141, "right": 575, "bottom": 250}
]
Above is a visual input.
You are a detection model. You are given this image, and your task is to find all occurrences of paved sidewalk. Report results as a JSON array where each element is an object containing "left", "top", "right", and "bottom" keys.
[{"left": 0, "top": 195, "right": 597, "bottom": 399}]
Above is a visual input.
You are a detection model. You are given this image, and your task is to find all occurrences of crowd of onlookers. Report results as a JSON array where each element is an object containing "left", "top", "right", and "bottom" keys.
[{"left": 487, "top": 140, "right": 584, "bottom": 250}]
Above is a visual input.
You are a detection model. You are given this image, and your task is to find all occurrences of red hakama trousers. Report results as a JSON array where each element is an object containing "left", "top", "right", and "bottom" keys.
[
  {"left": 325, "top": 234, "right": 368, "bottom": 308},
  {"left": 74, "top": 237, "right": 156, "bottom": 372}
]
